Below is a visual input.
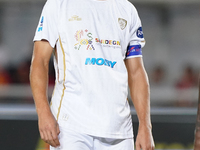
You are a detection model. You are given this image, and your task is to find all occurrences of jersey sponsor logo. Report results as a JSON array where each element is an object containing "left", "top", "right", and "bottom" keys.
[
  {"left": 85, "top": 58, "right": 117, "bottom": 68},
  {"left": 118, "top": 18, "right": 127, "bottom": 30},
  {"left": 69, "top": 15, "right": 82, "bottom": 21},
  {"left": 136, "top": 27, "right": 144, "bottom": 38},
  {"left": 74, "top": 29, "right": 121, "bottom": 50},
  {"left": 126, "top": 45, "right": 142, "bottom": 57},
  {"left": 95, "top": 38, "right": 121, "bottom": 48},
  {"left": 38, "top": 16, "right": 44, "bottom": 32},
  {"left": 74, "top": 29, "right": 95, "bottom": 50}
]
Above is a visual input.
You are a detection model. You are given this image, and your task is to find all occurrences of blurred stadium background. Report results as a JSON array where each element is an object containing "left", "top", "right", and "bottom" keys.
[{"left": 0, "top": 0, "right": 200, "bottom": 149}]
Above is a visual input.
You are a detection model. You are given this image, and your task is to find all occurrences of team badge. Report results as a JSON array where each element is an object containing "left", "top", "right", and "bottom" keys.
[{"left": 118, "top": 18, "right": 127, "bottom": 30}]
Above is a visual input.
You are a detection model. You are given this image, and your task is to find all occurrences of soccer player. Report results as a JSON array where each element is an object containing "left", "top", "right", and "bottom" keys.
[{"left": 30, "top": 0, "right": 155, "bottom": 150}]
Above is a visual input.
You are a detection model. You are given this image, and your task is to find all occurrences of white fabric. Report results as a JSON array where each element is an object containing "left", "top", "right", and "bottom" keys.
[
  {"left": 50, "top": 126, "right": 134, "bottom": 150},
  {"left": 34, "top": 0, "right": 145, "bottom": 139}
]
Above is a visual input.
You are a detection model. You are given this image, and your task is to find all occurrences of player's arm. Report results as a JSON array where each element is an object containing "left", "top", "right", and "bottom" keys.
[
  {"left": 125, "top": 57, "right": 154, "bottom": 150},
  {"left": 30, "top": 40, "right": 60, "bottom": 147}
]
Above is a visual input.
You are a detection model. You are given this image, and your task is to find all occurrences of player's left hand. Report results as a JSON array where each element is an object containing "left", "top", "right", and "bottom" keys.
[{"left": 135, "top": 125, "right": 155, "bottom": 150}]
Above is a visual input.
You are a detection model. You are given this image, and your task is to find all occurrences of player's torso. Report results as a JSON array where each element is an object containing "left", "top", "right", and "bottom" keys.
[{"left": 51, "top": 0, "right": 134, "bottom": 138}]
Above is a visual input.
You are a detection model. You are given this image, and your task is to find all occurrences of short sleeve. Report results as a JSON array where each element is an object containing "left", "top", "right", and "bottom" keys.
[
  {"left": 33, "top": 0, "right": 59, "bottom": 48},
  {"left": 126, "top": 5, "right": 145, "bottom": 59}
]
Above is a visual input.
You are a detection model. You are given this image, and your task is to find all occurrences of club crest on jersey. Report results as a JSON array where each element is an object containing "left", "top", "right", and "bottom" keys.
[
  {"left": 136, "top": 27, "right": 144, "bottom": 38},
  {"left": 118, "top": 18, "right": 127, "bottom": 30}
]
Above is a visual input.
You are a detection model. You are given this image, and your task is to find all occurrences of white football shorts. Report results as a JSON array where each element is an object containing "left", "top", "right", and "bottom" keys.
[{"left": 50, "top": 126, "right": 134, "bottom": 150}]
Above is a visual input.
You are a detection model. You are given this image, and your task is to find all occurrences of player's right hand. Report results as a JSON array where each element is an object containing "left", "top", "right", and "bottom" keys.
[{"left": 38, "top": 111, "right": 60, "bottom": 148}]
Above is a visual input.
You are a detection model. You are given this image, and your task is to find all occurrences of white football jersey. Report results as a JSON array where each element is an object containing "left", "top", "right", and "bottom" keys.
[{"left": 34, "top": 0, "right": 145, "bottom": 139}]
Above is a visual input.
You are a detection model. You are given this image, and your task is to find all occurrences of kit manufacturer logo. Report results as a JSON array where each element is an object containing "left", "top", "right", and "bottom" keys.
[{"left": 69, "top": 15, "right": 82, "bottom": 21}]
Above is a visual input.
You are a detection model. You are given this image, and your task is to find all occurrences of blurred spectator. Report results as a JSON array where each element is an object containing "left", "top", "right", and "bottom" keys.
[
  {"left": 2, "top": 57, "right": 55, "bottom": 85},
  {"left": 176, "top": 65, "right": 197, "bottom": 89},
  {"left": 15, "top": 60, "right": 31, "bottom": 84},
  {"left": 0, "top": 65, "right": 11, "bottom": 85},
  {"left": 175, "top": 65, "right": 198, "bottom": 107},
  {"left": 150, "top": 65, "right": 166, "bottom": 87}
]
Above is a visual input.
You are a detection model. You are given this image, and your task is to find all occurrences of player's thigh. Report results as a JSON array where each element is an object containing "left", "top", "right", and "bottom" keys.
[
  {"left": 50, "top": 126, "right": 93, "bottom": 150},
  {"left": 94, "top": 137, "right": 134, "bottom": 150}
]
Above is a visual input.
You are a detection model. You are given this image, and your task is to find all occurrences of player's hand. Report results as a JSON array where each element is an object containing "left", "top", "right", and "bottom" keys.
[
  {"left": 135, "top": 125, "right": 155, "bottom": 150},
  {"left": 38, "top": 111, "right": 60, "bottom": 148}
]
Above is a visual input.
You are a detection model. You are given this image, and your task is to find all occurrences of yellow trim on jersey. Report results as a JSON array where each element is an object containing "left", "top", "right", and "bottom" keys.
[
  {"left": 56, "top": 36, "right": 66, "bottom": 120},
  {"left": 57, "top": 85, "right": 66, "bottom": 120}
]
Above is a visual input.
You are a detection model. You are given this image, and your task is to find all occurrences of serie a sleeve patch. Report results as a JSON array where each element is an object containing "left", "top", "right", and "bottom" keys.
[{"left": 126, "top": 45, "right": 142, "bottom": 58}]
